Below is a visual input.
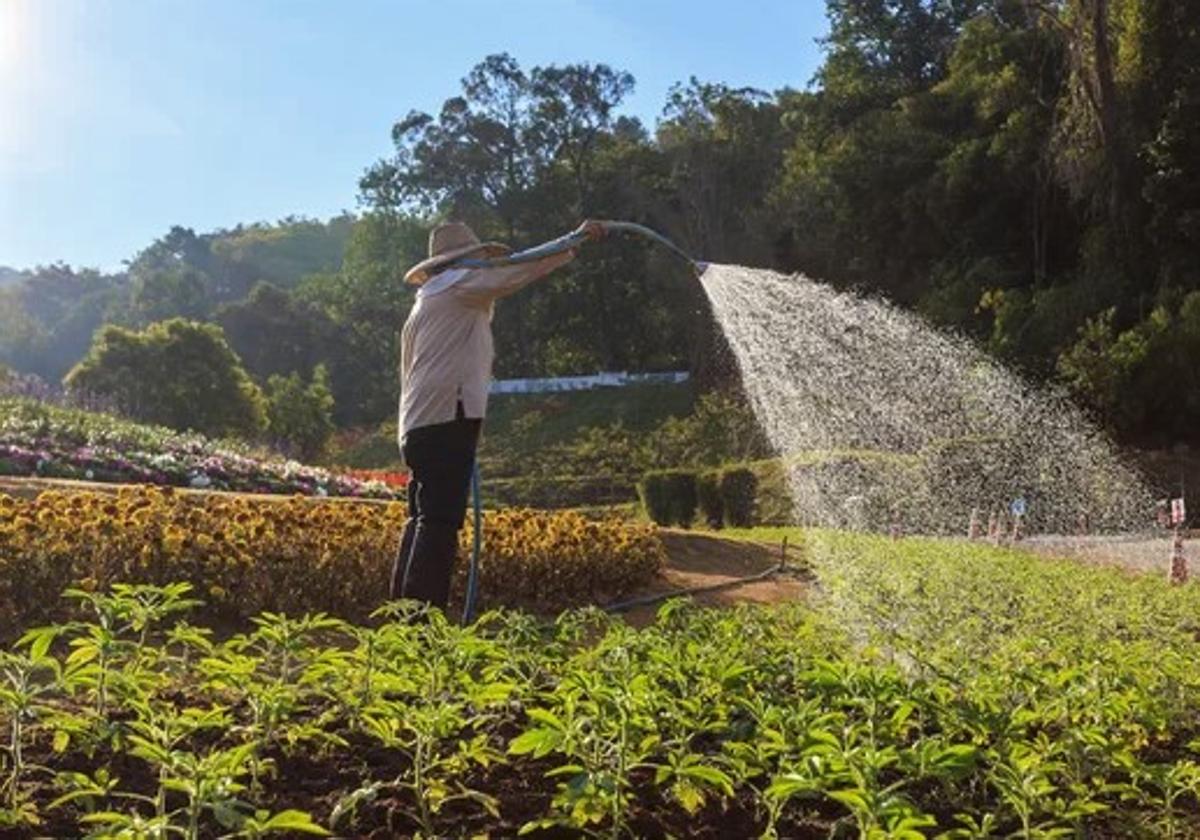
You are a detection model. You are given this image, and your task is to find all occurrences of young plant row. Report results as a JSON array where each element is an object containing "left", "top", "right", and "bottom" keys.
[{"left": 1, "top": 531, "right": 1198, "bottom": 838}]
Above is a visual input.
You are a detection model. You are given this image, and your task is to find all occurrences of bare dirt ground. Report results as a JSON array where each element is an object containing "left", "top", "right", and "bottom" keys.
[{"left": 617, "top": 530, "right": 810, "bottom": 625}]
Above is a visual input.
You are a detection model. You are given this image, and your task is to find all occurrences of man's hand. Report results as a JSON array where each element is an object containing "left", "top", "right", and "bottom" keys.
[{"left": 575, "top": 219, "right": 607, "bottom": 242}]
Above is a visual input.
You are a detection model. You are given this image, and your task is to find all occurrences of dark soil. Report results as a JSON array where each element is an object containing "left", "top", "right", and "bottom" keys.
[{"left": 13, "top": 732, "right": 835, "bottom": 840}]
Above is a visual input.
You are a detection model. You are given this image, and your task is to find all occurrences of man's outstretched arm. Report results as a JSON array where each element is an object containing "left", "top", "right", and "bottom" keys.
[{"left": 451, "top": 221, "right": 606, "bottom": 306}]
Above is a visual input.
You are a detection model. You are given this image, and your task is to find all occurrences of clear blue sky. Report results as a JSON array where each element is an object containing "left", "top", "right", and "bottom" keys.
[{"left": 1, "top": 0, "right": 828, "bottom": 271}]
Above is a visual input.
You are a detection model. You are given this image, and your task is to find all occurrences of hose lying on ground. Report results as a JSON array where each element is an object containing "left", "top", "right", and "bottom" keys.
[{"left": 603, "top": 536, "right": 794, "bottom": 614}]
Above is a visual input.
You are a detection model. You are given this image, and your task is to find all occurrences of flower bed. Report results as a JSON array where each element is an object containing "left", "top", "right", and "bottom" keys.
[
  {"left": 0, "top": 486, "right": 666, "bottom": 634},
  {"left": 339, "top": 468, "right": 410, "bottom": 489},
  {"left": 0, "top": 397, "right": 399, "bottom": 499}
]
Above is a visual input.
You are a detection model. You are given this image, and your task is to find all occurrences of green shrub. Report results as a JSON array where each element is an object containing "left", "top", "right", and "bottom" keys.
[
  {"left": 747, "top": 459, "right": 792, "bottom": 525},
  {"left": 65, "top": 318, "right": 267, "bottom": 439},
  {"left": 266, "top": 365, "right": 335, "bottom": 461},
  {"left": 720, "top": 467, "right": 758, "bottom": 527},
  {"left": 637, "top": 469, "right": 698, "bottom": 527},
  {"left": 696, "top": 470, "right": 724, "bottom": 528}
]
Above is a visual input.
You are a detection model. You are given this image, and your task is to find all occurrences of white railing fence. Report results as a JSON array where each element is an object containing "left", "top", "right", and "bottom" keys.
[{"left": 489, "top": 371, "right": 689, "bottom": 395}]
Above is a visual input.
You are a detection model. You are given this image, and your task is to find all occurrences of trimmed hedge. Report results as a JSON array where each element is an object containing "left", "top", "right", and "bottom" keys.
[
  {"left": 697, "top": 471, "right": 724, "bottom": 528},
  {"left": 720, "top": 468, "right": 758, "bottom": 527},
  {"left": 637, "top": 469, "right": 698, "bottom": 527}
]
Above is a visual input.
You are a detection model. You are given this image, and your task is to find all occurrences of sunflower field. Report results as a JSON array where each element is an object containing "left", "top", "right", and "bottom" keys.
[{"left": 0, "top": 487, "right": 665, "bottom": 635}]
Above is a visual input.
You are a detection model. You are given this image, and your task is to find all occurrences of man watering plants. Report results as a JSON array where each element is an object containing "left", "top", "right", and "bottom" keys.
[{"left": 391, "top": 219, "right": 607, "bottom": 610}]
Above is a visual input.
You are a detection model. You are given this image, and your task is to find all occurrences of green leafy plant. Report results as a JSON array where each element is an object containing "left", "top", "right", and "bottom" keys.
[{"left": 0, "top": 535, "right": 1197, "bottom": 837}]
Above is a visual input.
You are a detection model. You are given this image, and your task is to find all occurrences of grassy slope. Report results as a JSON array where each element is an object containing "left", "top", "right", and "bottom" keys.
[
  {"left": 483, "top": 382, "right": 694, "bottom": 445},
  {"left": 330, "top": 382, "right": 695, "bottom": 470}
]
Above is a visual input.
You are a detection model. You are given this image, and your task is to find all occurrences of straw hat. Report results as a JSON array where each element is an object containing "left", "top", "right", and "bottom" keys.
[{"left": 404, "top": 222, "right": 511, "bottom": 285}]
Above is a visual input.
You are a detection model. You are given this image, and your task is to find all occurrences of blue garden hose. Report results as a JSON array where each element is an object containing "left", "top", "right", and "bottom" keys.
[
  {"left": 462, "top": 460, "right": 482, "bottom": 625},
  {"left": 455, "top": 221, "right": 703, "bottom": 625},
  {"left": 458, "top": 220, "right": 706, "bottom": 277}
]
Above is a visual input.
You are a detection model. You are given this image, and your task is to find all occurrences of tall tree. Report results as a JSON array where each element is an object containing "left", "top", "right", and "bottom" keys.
[
  {"left": 527, "top": 63, "right": 635, "bottom": 214},
  {"left": 216, "top": 283, "right": 336, "bottom": 383},
  {"left": 65, "top": 319, "right": 267, "bottom": 438},
  {"left": 360, "top": 53, "right": 538, "bottom": 236},
  {"left": 266, "top": 364, "right": 336, "bottom": 460},
  {"left": 297, "top": 213, "right": 428, "bottom": 425}
]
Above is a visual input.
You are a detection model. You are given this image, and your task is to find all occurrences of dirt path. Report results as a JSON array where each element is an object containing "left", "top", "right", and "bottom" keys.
[{"left": 616, "top": 530, "right": 810, "bottom": 625}]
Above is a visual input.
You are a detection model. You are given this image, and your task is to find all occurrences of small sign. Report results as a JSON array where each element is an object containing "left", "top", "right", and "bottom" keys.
[
  {"left": 1010, "top": 497, "right": 1027, "bottom": 518},
  {"left": 1171, "top": 497, "right": 1186, "bottom": 526}
]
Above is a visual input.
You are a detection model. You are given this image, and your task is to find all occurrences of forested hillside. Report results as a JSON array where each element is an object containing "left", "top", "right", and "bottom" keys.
[
  {"left": 0, "top": 267, "right": 26, "bottom": 289},
  {"left": 3, "top": 0, "right": 1198, "bottom": 446}
]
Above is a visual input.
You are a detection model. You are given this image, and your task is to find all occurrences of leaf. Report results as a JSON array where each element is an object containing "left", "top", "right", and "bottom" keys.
[
  {"left": 212, "top": 800, "right": 244, "bottom": 830},
  {"left": 330, "top": 782, "right": 381, "bottom": 827},
  {"left": 828, "top": 788, "right": 869, "bottom": 814},
  {"left": 508, "top": 727, "right": 561, "bottom": 758},
  {"left": 65, "top": 645, "right": 98, "bottom": 668},
  {"left": 525, "top": 707, "right": 566, "bottom": 731},
  {"left": 681, "top": 764, "right": 734, "bottom": 795},
  {"left": 17, "top": 626, "right": 59, "bottom": 661},
  {"left": 931, "top": 744, "right": 980, "bottom": 775},
  {"left": 544, "top": 764, "right": 586, "bottom": 779},
  {"left": 260, "top": 810, "right": 331, "bottom": 835},
  {"left": 891, "top": 700, "right": 916, "bottom": 728},
  {"left": 671, "top": 779, "right": 706, "bottom": 814},
  {"left": 471, "top": 681, "right": 517, "bottom": 705},
  {"left": 519, "top": 818, "right": 561, "bottom": 835},
  {"left": 79, "top": 811, "right": 132, "bottom": 825},
  {"left": 52, "top": 729, "right": 70, "bottom": 754},
  {"left": 765, "top": 774, "right": 817, "bottom": 802}
]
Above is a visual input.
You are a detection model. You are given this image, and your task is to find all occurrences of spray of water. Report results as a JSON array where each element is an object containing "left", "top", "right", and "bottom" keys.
[{"left": 699, "top": 265, "right": 1153, "bottom": 538}]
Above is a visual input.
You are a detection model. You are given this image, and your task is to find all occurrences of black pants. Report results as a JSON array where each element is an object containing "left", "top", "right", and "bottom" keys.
[{"left": 389, "top": 407, "right": 482, "bottom": 610}]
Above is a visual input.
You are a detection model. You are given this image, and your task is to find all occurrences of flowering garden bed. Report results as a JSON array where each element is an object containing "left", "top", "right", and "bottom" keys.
[
  {"left": 0, "top": 486, "right": 666, "bottom": 633},
  {"left": 0, "top": 398, "right": 400, "bottom": 499}
]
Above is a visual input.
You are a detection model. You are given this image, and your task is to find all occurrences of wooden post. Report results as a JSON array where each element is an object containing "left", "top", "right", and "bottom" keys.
[
  {"left": 988, "top": 510, "right": 1001, "bottom": 545},
  {"left": 967, "top": 508, "right": 982, "bottom": 540},
  {"left": 1169, "top": 527, "right": 1188, "bottom": 585}
]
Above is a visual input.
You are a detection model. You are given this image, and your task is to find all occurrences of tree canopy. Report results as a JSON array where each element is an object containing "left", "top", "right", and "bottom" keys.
[
  {"left": 65, "top": 319, "right": 267, "bottom": 439},
  {"left": 3, "top": 1, "right": 1200, "bottom": 446}
]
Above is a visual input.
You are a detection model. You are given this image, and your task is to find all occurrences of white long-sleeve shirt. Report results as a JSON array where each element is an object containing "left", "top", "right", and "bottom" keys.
[{"left": 398, "top": 248, "right": 575, "bottom": 444}]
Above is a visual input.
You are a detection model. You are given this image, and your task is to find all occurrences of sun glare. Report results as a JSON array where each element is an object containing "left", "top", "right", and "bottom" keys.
[
  {"left": 0, "top": 0, "right": 31, "bottom": 76},
  {"left": 0, "top": 0, "right": 42, "bottom": 161}
]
